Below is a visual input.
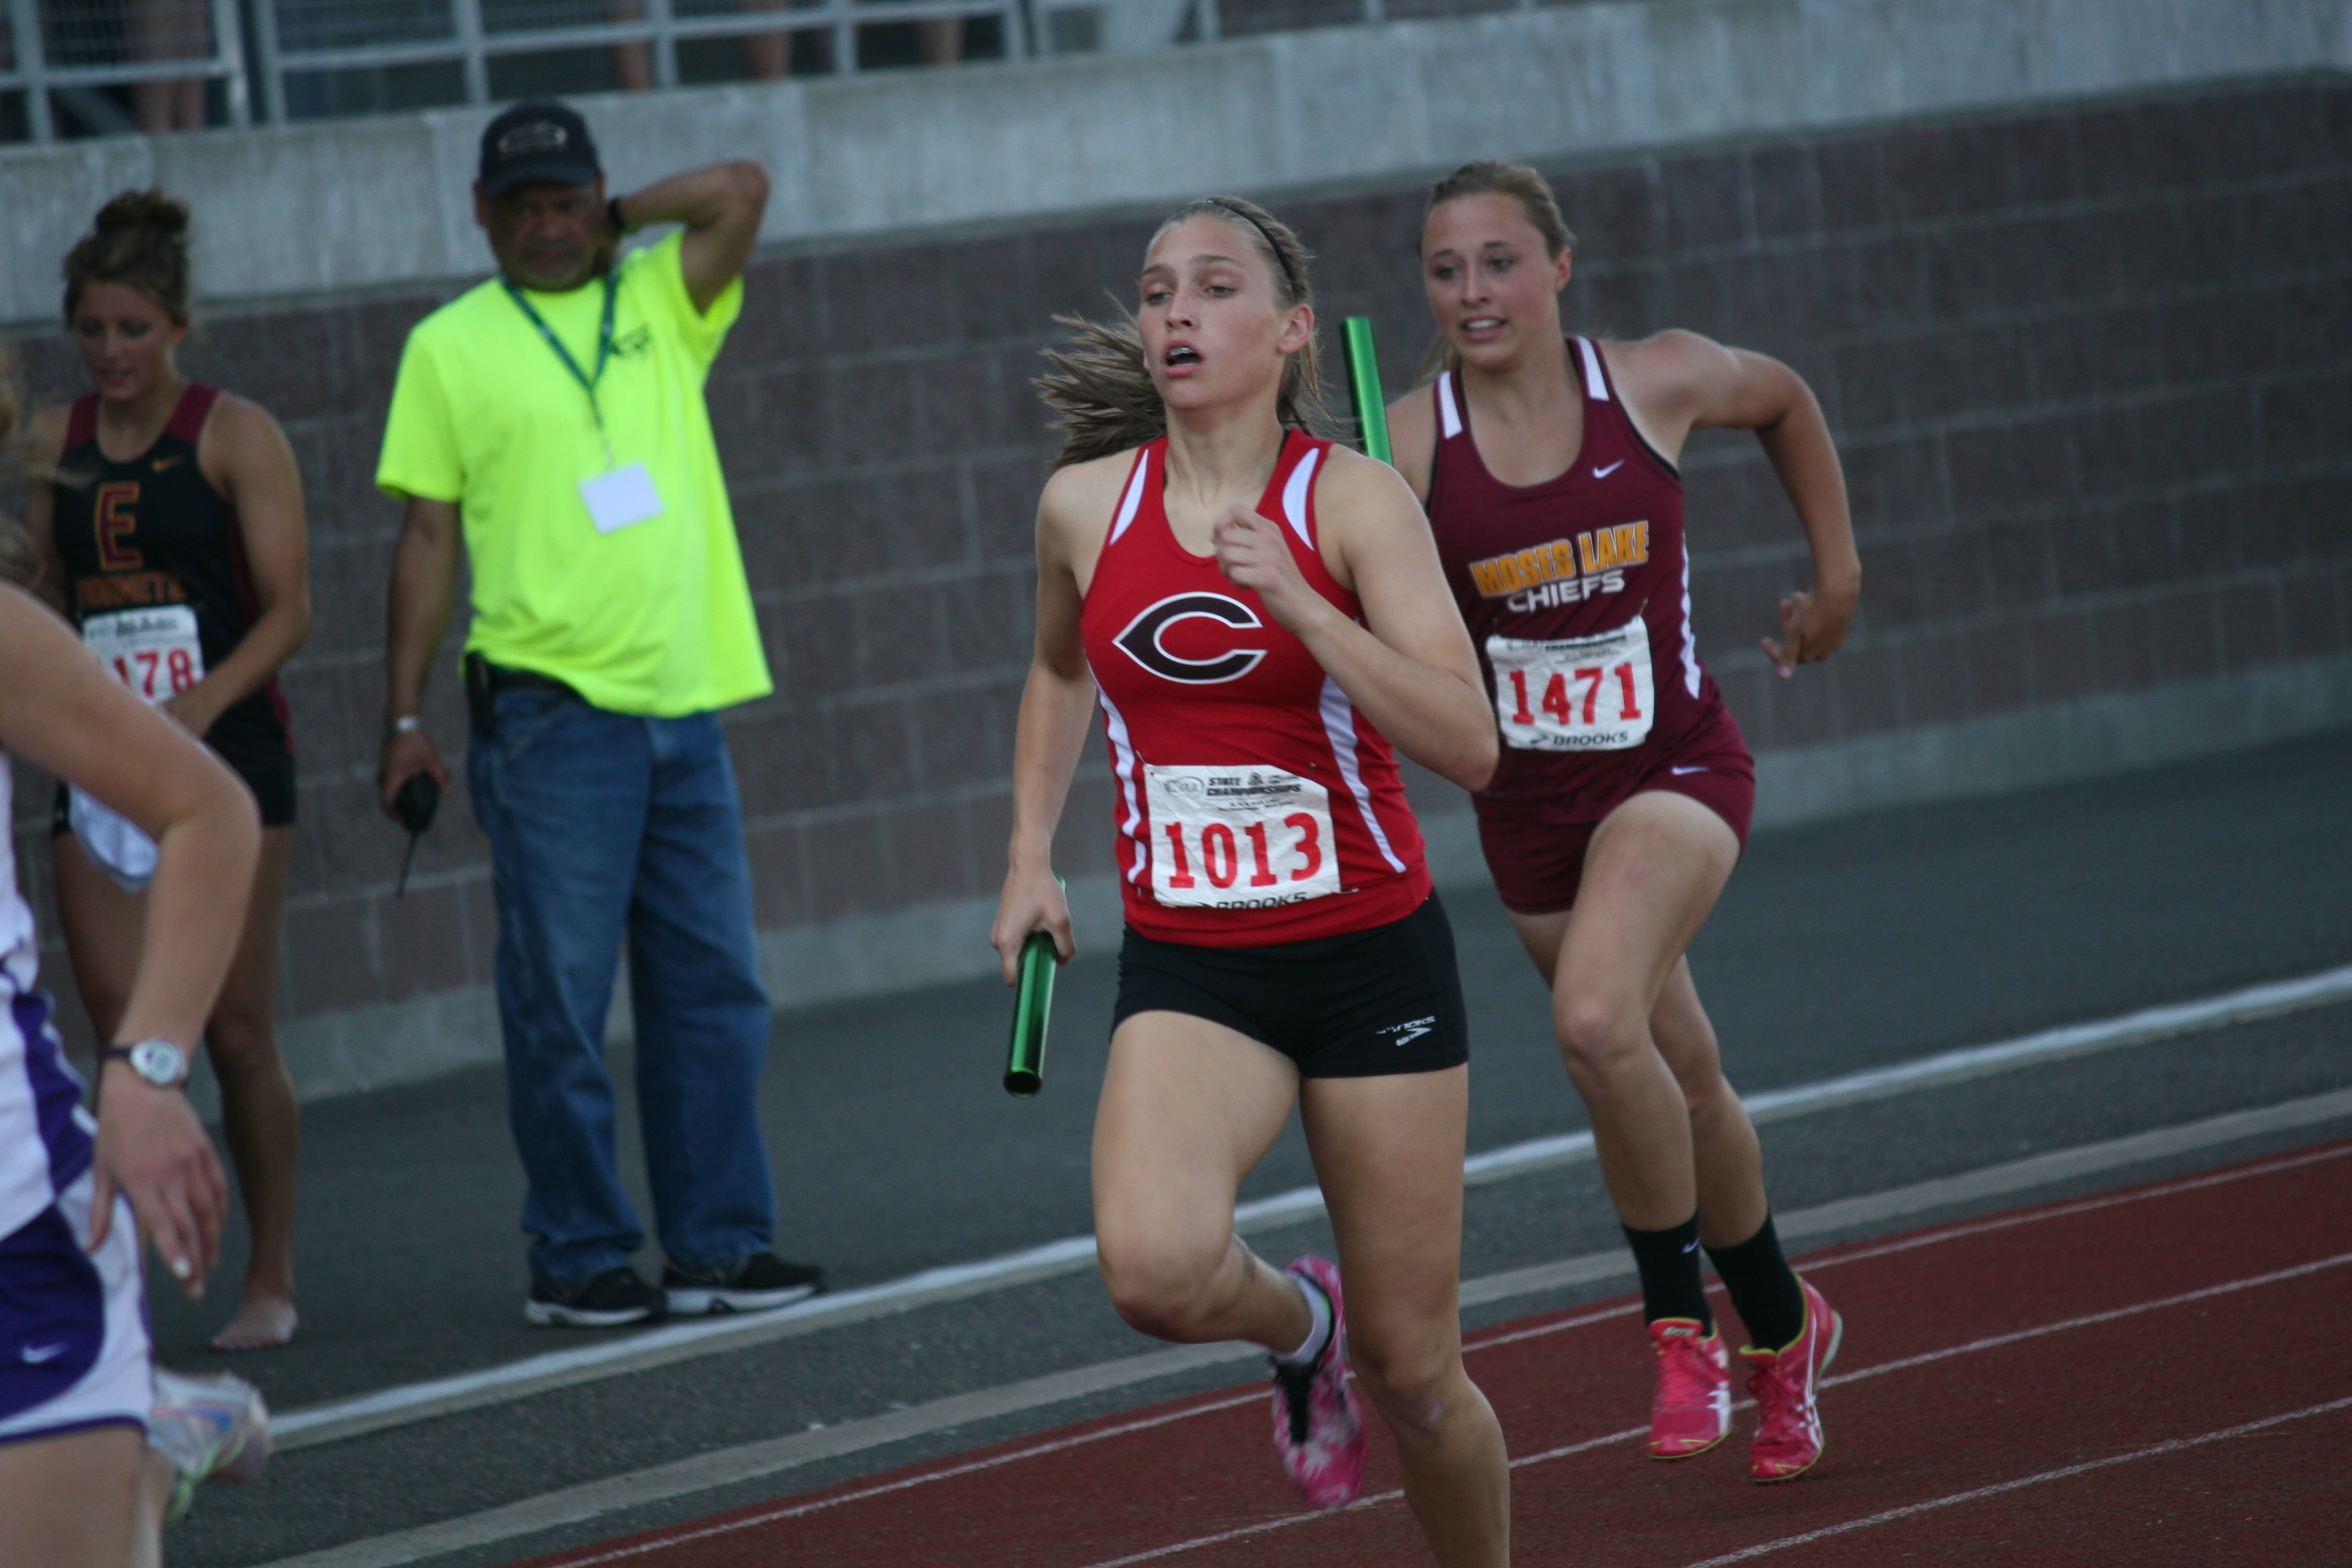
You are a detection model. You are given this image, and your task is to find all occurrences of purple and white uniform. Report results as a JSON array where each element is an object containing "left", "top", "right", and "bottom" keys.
[{"left": 0, "top": 756, "right": 154, "bottom": 1447}]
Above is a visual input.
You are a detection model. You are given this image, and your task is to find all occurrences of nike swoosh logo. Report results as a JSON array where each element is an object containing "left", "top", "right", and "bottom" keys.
[
  {"left": 1670, "top": 765, "right": 1707, "bottom": 776},
  {"left": 152, "top": 455, "right": 183, "bottom": 472},
  {"left": 1681, "top": 1238, "right": 1700, "bottom": 1253},
  {"left": 21, "top": 1342, "right": 66, "bottom": 1363},
  {"left": 1592, "top": 460, "right": 1624, "bottom": 479}
]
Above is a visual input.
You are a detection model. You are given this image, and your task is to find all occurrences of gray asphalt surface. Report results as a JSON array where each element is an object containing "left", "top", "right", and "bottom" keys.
[{"left": 157, "top": 732, "right": 2352, "bottom": 1567}]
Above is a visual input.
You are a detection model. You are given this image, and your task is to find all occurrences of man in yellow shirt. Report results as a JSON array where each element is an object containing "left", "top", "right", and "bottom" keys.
[{"left": 375, "top": 100, "right": 820, "bottom": 1327}]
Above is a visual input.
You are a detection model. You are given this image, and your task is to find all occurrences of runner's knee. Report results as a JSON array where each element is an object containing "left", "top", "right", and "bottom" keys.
[
  {"left": 1554, "top": 989, "right": 1646, "bottom": 1077},
  {"left": 1348, "top": 1334, "right": 1461, "bottom": 1439},
  {"left": 1095, "top": 1231, "right": 1231, "bottom": 1340}
]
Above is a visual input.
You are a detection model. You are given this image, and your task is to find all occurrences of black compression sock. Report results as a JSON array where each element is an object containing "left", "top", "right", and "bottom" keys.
[
  {"left": 1623, "top": 1214, "right": 1712, "bottom": 1329},
  {"left": 1705, "top": 1212, "right": 1805, "bottom": 1351}
]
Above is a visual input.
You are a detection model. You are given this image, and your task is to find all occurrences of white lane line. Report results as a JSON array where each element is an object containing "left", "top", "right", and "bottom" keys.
[
  {"left": 1673, "top": 1396, "right": 2352, "bottom": 1568},
  {"left": 252, "top": 1093, "right": 2352, "bottom": 1568},
  {"left": 1071, "top": 1257, "right": 2352, "bottom": 1568},
  {"left": 272, "top": 963, "right": 2352, "bottom": 1450}
]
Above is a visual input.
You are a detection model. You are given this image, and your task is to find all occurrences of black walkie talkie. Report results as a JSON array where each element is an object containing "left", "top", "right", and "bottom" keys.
[{"left": 393, "top": 774, "right": 441, "bottom": 897}]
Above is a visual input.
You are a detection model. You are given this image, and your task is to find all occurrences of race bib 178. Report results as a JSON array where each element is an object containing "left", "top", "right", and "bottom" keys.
[
  {"left": 1143, "top": 765, "right": 1340, "bottom": 910},
  {"left": 83, "top": 605, "right": 204, "bottom": 703},
  {"left": 1487, "top": 619, "right": 1655, "bottom": 752}
]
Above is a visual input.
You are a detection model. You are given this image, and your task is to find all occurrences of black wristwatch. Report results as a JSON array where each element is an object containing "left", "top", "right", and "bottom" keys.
[{"left": 107, "top": 1039, "right": 190, "bottom": 1089}]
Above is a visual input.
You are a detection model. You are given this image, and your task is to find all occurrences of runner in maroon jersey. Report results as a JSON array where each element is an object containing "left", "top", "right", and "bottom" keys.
[
  {"left": 1389, "top": 162, "right": 1861, "bottom": 1485},
  {"left": 993, "top": 197, "right": 1510, "bottom": 1559},
  {"left": 22, "top": 191, "right": 312, "bottom": 1353}
]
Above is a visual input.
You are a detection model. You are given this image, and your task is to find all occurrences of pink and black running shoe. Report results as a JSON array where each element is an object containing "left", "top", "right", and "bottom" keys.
[
  {"left": 1645, "top": 1318, "right": 1732, "bottom": 1458},
  {"left": 1741, "top": 1275, "right": 1843, "bottom": 1482},
  {"left": 1268, "top": 1256, "right": 1366, "bottom": 1510}
]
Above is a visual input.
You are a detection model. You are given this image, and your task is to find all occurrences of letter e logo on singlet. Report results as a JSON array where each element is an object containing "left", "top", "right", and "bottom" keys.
[
  {"left": 95, "top": 482, "right": 142, "bottom": 571},
  {"left": 1114, "top": 593, "right": 1267, "bottom": 685}
]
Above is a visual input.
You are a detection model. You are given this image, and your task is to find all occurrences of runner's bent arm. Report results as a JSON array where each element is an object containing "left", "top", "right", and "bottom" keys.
[
  {"left": 0, "top": 584, "right": 248, "bottom": 1289},
  {"left": 1612, "top": 330, "right": 1861, "bottom": 675},
  {"left": 611, "top": 161, "right": 771, "bottom": 315},
  {"left": 173, "top": 395, "right": 311, "bottom": 736},
  {"left": 989, "top": 461, "right": 1117, "bottom": 983},
  {"left": 377, "top": 493, "right": 461, "bottom": 814},
  {"left": 1212, "top": 446, "right": 1496, "bottom": 791}
]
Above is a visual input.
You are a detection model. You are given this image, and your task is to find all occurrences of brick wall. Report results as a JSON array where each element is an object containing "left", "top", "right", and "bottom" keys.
[{"left": 10, "top": 73, "right": 2348, "bottom": 1057}]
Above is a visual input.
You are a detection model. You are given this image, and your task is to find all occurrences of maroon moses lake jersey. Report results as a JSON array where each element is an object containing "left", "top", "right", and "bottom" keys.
[{"left": 1424, "top": 337, "right": 1752, "bottom": 833}]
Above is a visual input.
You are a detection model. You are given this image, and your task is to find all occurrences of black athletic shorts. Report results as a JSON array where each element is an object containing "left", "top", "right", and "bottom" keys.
[
  {"left": 1113, "top": 894, "right": 1469, "bottom": 1079},
  {"left": 52, "top": 720, "right": 297, "bottom": 833}
]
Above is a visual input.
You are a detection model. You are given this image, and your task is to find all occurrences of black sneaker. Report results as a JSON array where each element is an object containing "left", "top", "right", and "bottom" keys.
[
  {"left": 663, "top": 1253, "right": 825, "bottom": 1316},
  {"left": 526, "top": 1266, "right": 667, "bottom": 1328}
]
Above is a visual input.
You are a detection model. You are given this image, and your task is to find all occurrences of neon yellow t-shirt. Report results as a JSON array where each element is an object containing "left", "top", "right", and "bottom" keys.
[{"left": 375, "top": 232, "right": 770, "bottom": 716}]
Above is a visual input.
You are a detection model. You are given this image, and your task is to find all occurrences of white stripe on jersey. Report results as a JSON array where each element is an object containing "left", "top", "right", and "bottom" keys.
[
  {"left": 1281, "top": 445, "right": 1322, "bottom": 552},
  {"left": 1678, "top": 537, "right": 1702, "bottom": 697},
  {"left": 1436, "top": 371, "right": 1463, "bottom": 440},
  {"left": 1097, "top": 692, "right": 1149, "bottom": 885},
  {"left": 1108, "top": 447, "right": 1152, "bottom": 546},
  {"left": 1319, "top": 678, "right": 1408, "bottom": 874},
  {"left": 1577, "top": 337, "right": 1611, "bottom": 401}
]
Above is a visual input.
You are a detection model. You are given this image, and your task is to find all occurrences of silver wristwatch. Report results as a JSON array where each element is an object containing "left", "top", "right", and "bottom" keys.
[{"left": 107, "top": 1039, "right": 190, "bottom": 1089}]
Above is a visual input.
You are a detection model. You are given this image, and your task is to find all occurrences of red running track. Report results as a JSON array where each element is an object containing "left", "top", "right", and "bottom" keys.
[{"left": 526, "top": 1140, "right": 2352, "bottom": 1567}]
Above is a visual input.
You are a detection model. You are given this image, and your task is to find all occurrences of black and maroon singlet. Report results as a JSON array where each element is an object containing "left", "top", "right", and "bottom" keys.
[{"left": 50, "top": 383, "right": 295, "bottom": 825}]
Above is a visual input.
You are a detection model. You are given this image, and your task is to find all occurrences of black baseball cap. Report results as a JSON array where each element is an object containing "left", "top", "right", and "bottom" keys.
[{"left": 478, "top": 99, "right": 601, "bottom": 196}]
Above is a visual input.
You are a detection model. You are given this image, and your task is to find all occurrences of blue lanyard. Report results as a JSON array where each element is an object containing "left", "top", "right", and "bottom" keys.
[{"left": 502, "top": 271, "right": 620, "bottom": 463}]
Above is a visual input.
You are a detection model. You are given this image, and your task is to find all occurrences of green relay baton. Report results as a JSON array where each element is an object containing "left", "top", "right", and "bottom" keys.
[
  {"left": 1342, "top": 317, "right": 1391, "bottom": 464},
  {"left": 1003, "top": 878, "right": 1065, "bottom": 1097}
]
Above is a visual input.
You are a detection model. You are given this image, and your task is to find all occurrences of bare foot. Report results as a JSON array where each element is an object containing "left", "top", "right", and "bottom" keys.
[{"left": 209, "top": 1293, "right": 297, "bottom": 1351}]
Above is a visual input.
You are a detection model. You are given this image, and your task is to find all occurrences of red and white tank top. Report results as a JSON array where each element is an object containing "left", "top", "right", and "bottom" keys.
[
  {"left": 1427, "top": 338, "right": 1734, "bottom": 821},
  {"left": 1079, "top": 431, "right": 1431, "bottom": 946}
]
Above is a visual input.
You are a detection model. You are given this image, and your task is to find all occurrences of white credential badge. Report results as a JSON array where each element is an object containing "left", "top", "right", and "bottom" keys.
[
  {"left": 1487, "top": 618, "right": 1655, "bottom": 752},
  {"left": 1143, "top": 765, "right": 1339, "bottom": 909}
]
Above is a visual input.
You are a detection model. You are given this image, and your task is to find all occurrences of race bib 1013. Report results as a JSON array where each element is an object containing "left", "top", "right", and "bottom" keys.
[
  {"left": 1487, "top": 619, "right": 1655, "bottom": 752},
  {"left": 1143, "top": 765, "right": 1340, "bottom": 910}
]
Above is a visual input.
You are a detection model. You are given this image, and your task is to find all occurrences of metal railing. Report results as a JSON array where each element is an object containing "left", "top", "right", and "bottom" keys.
[{"left": 1, "top": 0, "right": 1508, "bottom": 142}]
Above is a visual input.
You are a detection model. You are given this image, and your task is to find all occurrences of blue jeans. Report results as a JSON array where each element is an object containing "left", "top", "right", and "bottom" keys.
[{"left": 468, "top": 689, "right": 777, "bottom": 1285}]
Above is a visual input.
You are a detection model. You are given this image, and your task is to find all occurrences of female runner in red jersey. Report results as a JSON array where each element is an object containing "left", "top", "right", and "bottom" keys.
[
  {"left": 1388, "top": 162, "right": 1862, "bottom": 1484},
  {"left": 993, "top": 197, "right": 1510, "bottom": 1562}
]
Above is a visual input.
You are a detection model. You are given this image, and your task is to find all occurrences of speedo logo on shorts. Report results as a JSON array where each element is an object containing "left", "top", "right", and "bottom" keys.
[
  {"left": 1379, "top": 1016, "right": 1438, "bottom": 1048},
  {"left": 1467, "top": 523, "right": 1650, "bottom": 600}
]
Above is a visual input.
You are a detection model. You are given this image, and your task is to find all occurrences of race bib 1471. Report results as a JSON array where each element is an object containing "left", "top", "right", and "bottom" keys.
[
  {"left": 1143, "top": 765, "right": 1340, "bottom": 910},
  {"left": 1487, "top": 619, "right": 1655, "bottom": 752},
  {"left": 83, "top": 605, "right": 204, "bottom": 703}
]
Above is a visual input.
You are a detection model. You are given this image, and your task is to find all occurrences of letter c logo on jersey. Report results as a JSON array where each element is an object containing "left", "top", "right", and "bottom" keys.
[{"left": 1115, "top": 593, "right": 1267, "bottom": 685}]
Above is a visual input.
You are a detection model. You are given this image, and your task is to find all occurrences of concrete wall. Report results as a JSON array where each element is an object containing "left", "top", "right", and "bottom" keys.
[
  {"left": 8, "top": 58, "right": 2350, "bottom": 1098},
  {"left": 4, "top": 0, "right": 2349, "bottom": 324}
]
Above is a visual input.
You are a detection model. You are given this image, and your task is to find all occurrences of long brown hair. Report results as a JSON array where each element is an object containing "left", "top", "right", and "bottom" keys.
[
  {"left": 63, "top": 188, "right": 195, "bottom": 324},
  {"left": 1034, "top": 197, "right": 1333, "bottom": 469},
  {"left": 1420, "top": 160, "right": 1577, "bottom": 379}
]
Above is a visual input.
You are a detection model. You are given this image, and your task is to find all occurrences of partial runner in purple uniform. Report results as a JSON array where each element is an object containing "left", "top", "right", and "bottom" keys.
[
  {"left": 0, "top": 356, "right": 268, "bottom": 1564},
  {"left": 1387, "top": 162, "right": 1863, "bottom": 1485}
]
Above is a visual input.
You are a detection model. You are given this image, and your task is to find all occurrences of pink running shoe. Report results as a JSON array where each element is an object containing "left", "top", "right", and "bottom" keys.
[
  {"left": 1645, "top": 1318, "right": 1731, "bottom": 1459},
  {"left": 1268, "top": 1257, "right": 1366, "bottom": 1510},
  {"left": 1740, "top": 1277, "right": 1843, "bottom": 1483}
]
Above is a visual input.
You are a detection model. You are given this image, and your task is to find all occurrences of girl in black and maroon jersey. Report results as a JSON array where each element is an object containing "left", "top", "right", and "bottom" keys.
[
  {"left": 993, "top": 197, "right": 1509, "bottom": 1559},
  {"left": 24, "top": 190, "right": 313, "bottom": 1352},
  {"left": 1388, "top": 162, "right": 1862, "bottom": 1485}
]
